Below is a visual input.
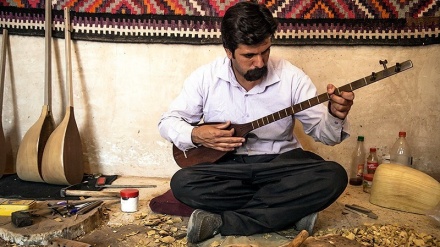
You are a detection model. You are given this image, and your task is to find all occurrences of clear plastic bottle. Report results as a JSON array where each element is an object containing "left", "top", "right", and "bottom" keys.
[
  {"left": 390, "top": 131, "right": 412, "bottom": 166},
  {"left": 349, "top": 136, "right": 366, "bottom": 186},
  {"left": 366, "top": 147, "right": 379, "bottom": 174}
]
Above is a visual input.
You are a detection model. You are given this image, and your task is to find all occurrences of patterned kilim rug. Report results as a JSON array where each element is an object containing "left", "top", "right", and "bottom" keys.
[{"left": 0, "top": 0, "right": 439, "bottom": 45}]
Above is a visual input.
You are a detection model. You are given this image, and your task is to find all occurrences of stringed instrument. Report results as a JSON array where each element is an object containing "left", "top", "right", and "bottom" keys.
[
  {"left": 41, "top": 7, "right": 83, "bottom": 185},
  {"left": 0, "top": 29, "right": 8, "bottom": 178},
  {"left": 173, "top": 60, "right": 414, "bottom": 168},
  {"left": 16, "top": 0, "right": 55, "bottom": 182}
]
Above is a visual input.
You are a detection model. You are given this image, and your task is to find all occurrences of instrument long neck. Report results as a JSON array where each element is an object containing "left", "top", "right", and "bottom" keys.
[
  {"left": 44, "top": 0, "right": 52, "bottom": 109},
  {"left": 0, "top": 29, "right": 7, "bottom": 117},
  {"left": 65, "top": 8, "right": 74, "bottom": 107},
  {"left": 248, "top": 61, "right": 412, "bottom": 131}
]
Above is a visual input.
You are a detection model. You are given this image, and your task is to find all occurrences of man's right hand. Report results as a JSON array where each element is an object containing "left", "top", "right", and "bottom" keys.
[{"left": 191, "top": 121, "right": 245, "bottom": 151}]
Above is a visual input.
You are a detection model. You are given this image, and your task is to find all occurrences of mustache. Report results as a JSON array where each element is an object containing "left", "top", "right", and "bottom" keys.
[{"left": 244, "top": 66, "right": 268, "bottom": 81}]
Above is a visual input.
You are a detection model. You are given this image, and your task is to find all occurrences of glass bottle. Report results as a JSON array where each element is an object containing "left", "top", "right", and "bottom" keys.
[
  {"left": 366, "top": 147, "right": 379, "bottom": 174},
  {"left": 349, "top": 136, "right": 366, "bottom": 186},
  {"left": 390, "top": 131, "right": 412, "bottom": 166}
]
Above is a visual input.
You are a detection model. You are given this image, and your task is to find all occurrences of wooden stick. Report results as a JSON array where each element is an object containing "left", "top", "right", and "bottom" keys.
[{"left": 286, "top": 230, "right": 309, "bottom": 247}]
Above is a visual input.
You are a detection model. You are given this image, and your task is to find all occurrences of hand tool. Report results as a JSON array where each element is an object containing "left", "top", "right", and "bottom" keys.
[
  {"left": 60, "top": 183, "right": 119, "bottom": 198},
  {"left": 344, "top": 204, "right": 378, "bottom": 219},
  {"left": 54, "top": 199, "right": 114, "bottom": 207},
  {"left": 11, "top": 211, "right": 33, "bottom": 228},
  {"left": 95, "top": 176, "right": 156, "bottom": 188},
  {"left": 11, "top": 204, "right": 66, "bottom": 227},
  {"left": 51, "top": 206, "right": 67, "bottom": 217},
  {"left": 76, "top": 200, "right": 103, "bottom": 215},
  {"left": 61, "top": 189, "right": 119, "bottom": 198}
]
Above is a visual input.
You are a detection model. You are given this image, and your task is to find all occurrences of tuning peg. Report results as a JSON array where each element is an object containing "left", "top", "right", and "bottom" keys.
[
  {"left": 371, "top": 72, "right": 377, "bottom": 81},
  {"left": 395, "top": 63, "right": 401, "bottom": 72},
  {"left": 379, "top": 60, "right": 388, "bottom": 69}
]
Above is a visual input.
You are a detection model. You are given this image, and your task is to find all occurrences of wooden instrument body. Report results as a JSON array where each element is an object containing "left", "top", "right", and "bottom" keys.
[
  {"left": 370, "top": 163, "right": 440, "bottom": 214},
  {"left": 16, "top": 105, "right": 55, "bottom": 182},
  {"left": 42, "top": 107, "right": 83, "bottom": 185},
  {"left": 172, "top": 122, "right": 253, "bottom": 168}
]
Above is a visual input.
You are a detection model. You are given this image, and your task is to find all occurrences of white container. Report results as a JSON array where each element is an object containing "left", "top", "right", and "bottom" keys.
[{"left": 120, "top": 189, "right": 139, "bottom": 212}]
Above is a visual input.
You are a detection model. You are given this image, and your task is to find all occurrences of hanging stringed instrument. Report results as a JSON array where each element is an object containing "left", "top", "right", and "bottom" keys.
[
  {"left": 16, "top": 0, "right": 55, "bottom": 182},
  {"left": 41, "top": 7, "right": 83, "bottom": 185},
  {"left": 0, "top": 29, "right": 8, "bottom": 178},
  {"left": 173, "top": 60, "right": 414, "bottom": 168}
]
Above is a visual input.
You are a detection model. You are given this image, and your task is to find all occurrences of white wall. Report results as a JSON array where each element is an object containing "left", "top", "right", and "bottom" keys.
[{"left": 2, "top": 34, "right": 439, "bottom": 180}]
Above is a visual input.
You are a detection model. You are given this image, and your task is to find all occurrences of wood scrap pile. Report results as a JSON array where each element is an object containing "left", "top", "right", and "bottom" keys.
[
  {"left": 141, "top": 214, "right": 188, "bottom": 246},
  {"left": 314, "top": 223, "right": 439, "bottom": 247}
]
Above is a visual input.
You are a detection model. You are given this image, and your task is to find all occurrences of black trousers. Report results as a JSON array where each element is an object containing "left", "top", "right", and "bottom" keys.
[{"left": 170, "top": 148, "right": 348, "bottom": 236}]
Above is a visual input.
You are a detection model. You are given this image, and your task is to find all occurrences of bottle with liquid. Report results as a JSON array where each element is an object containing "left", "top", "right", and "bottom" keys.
[
  {"left": 349, "top": 136, "right": 366, "bottom": 186},
  {"left": 366, "top": 147, "right": 379, "bottom": 174},
  {"left": 390, "top": 131, "right": 412, "bottom": 166}
]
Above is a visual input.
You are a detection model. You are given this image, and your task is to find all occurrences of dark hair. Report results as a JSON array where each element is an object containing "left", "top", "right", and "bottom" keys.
[{"left": 221, "top": 1, "right": 278, "bottom": 53}]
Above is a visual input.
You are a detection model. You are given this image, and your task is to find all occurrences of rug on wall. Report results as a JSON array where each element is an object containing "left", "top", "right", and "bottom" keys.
[{"left": 0, "top": 0, "right": 439, "bottom": 46}]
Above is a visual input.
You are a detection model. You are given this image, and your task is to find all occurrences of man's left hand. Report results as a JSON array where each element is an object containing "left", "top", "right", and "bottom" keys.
[{"left": 327, "top": 84, "right": 354, "bottom": 120}]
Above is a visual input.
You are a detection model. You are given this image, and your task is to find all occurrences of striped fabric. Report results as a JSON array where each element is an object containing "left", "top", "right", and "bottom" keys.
[{"left": 1, "top": 0, "right": 439, "bottom": 45}]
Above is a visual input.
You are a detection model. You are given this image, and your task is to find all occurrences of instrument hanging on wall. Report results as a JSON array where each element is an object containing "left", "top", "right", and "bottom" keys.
[
  {"left": 16, "top": 0, "right": 55, "bottom": 182},
  {"left": 0, "top": 29, "right": 8, "bottom": 178},
  {"left": 173, "top": 60, "right": 414, "bottom": 168},
  {"left": 41, "top": 8, "right": 83, "bottom": 185}
]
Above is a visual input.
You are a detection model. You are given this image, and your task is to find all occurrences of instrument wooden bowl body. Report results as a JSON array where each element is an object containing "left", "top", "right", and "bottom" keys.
[
  {"left": 16, "top": 105, "right": 55, "bottom": 182},
  {"left": 172, "top": 122, "right": 253, "bottom": 168},
  {"left": 370, "top": 163, "right": 440, "bottom": 214},
  {"left": 41, "top": 107, "right": 83, "bottom": 185}
]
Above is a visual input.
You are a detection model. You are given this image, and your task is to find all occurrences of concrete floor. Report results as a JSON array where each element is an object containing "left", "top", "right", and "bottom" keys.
[{"left": 0, "top": 176, "right": 439, "bottom": 246}]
